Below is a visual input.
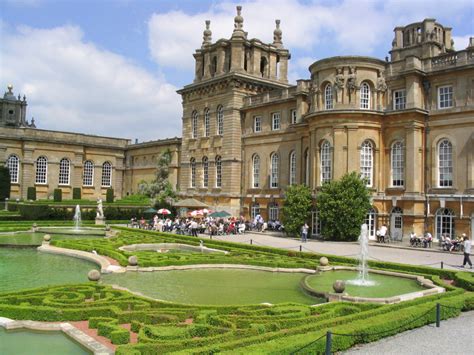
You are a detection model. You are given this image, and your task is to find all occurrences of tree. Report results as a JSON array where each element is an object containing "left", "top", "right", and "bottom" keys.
[
  {"left": 0, "top": 166, "right": 11, "bottom": 201},
  {"left": 316, "top": 171, "right": 371, "bottom": 241},
  {"left": 282, "top": 184, "right": 313, "bottom": 237},
  {"left": 138, "top": 149, "right": 177, "bottom": 210}
]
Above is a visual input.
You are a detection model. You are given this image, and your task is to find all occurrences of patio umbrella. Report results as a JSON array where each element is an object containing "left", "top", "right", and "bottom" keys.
[
  {"left": 143, "top": 207, "right": 157, "bottom": 214},
  {"left": 209, "top": 211, "right": 232, "bottom": 218},
  {"left": 157, "top": 208, "right": 171, "bottom": 215},
  {"left": 190, "top": 210, "right": 204, "bottom": 217}
]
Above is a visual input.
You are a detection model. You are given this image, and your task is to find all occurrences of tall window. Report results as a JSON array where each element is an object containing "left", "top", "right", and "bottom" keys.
[
  {"left": 270, "top": 153, "right": 279, "bottom": 188},
  {"left": 101, "top": 161, "right": 112, "bottom": 187},
  {"left": 438, "top": 86, "right": 453, "bottom": 109},
  {"left": 202, "top": 157, "right": 209, "bottom": 187},
  {"left": 360, "top": 140, "right": 373, "bottom": 187},
  {"left": 271, "top": 112, "right": 280, "bottom": 131},
  {"left": 216, "top": 106, "right": 224, "bottom": 136},
  {"left": 7, "top": 154, "right": 19, "bottom": 183},
  {"left": 252, "top": 154, "right": 260, "bottom": 188},
  {"left": 254, "top": 116, "right": 262, "bottom": 132},
  {"left": 83, "top": 160, "right": 94, "bottom": 186},
  {"left": 391, "top": 141, "right": 404, "bottom": 187},
  {"left": 215, "top": 156, "right": 222, "bottom": 187},
  {"left": 35, "top": 156, "right": 47, "bottom": 184},
  {"left": 251, "top": 203, "right": 260, "bottom": 220},
  {"left": 289, "top": 151, "right": 296, "bottom": 185},
  {"left": 204, "top": 108, "right": 210, "bottom": 137},
  {"left": 320, "top": 140, "right": 332, "bottom": 184},
  {"left": 190, "top": 158, "right": 196, "bottom": 188},
  {"left": 393, "top": 89, "right": 406, "bottom": 110},
  {"left": 58, "top": 158, "right": 70, "bottom": 185},
  {"left": 290, "top": 109, "right": 297, "bottom": 124},
  {"left": 324, "top": 84, "right": 333, "bottom": 110},
  {"left": 311, "top": 210, "right": 322, "bottom": 237},
  {"left": 269, "top": 203, "right": 279, "bottom": 221},
  {"left": 191, "top": 111, "right": 198, "bottom": 139},
  {"left": 360, "top": 82, "right": 370, "bottom": 109},
  {"left": 438, "top": 139, "right": 453, "bottom": 187},
  {"left": 435, "top": 208, "right": 455, "bottom": 239},
  {"left": 365, "top": 208, "right": 376, "bottom": 238}
]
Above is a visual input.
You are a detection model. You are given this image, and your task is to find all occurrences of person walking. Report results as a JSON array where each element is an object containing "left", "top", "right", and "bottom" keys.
[
  {"left": 301, "top": 223, "right": 309, "bottom": 243},
  {"left": 462, "top": 234, "right": 472, "bottom": 269}
]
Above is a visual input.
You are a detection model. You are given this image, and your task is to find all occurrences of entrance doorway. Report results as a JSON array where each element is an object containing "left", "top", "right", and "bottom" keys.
[{"left": 390, "top": 207, "right": 403, "bottom": 241}]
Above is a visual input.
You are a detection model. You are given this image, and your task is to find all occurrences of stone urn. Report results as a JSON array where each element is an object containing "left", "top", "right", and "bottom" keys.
[
  {"left": 128, "top": 255, "right": 138, "bottom": 266},
  {"left": 43, "top": 234, "right": 51, "bottom": 242},
  {"left": 319, "top": 257, "right": 329, "bottom": 267},
  {"left": 88, "top": 269, "right": 101, "bottom": 282},
  {"left": 332, "top": 280, "right": 346, "bottom": 294}
]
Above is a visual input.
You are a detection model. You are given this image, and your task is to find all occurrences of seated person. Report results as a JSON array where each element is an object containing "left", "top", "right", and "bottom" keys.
[
  {"left": 238, "top": 222, "right": 246, "bottom": 234},
  {"left": 409, "top": 231, "right": 417, "bottom": 246},
  {"left": 423, "top": 232, "right": 432, "bottom": 248}
]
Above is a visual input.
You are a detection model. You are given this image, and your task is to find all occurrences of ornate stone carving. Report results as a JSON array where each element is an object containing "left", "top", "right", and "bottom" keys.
[
  {"left": 347, "top": 66, "right": 357, "bottom": 92},
  {"left": 376, "top": 70, "right": 387, "bottom": 92},
  {"left": 334, "top": 67, "right": 345, "bottom": 91},
  {"left": 202, "top": 20, "right": 212, "bottom": 47},
  {"left": 273, "top": 19, "right": 282, "bottom": 47}
]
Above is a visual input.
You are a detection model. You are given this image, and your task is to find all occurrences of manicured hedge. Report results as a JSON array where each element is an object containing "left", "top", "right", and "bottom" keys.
[
  {"left": 27, "top": 187, "right": 36, "bottom": 201},
  {"left": 53, "top": 189, "right": 62, "bottom": 202},
  {"left": 73, "top": 188, "right": 81, "bottom": 200},
  {"left": 106, "top": 188, "right": 114, "bottom": 203},
  {"left": 0, "top": 166, "right": 10, "bottom": 201}
]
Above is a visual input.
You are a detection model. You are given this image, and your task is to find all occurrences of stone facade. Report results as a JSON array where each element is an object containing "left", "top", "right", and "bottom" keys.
[{"left": 1, "top": 11, "right": 473, "bottom": 240}]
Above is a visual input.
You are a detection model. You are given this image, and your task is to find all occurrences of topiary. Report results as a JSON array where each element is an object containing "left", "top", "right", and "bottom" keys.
[
  {"left": 27, "top": 186, "right": 36, "bottom": 201},
  {"left": 73, "top": 187, "right": 81, "bottom": 200},
  {"left": 0, "top": 166, "right": 11, "bottom": 201},
  {"left": 53, "top": 188, "right": 62, "bottom": 202},
  {"left": 106, "top": 188, "right": 114, "bottom": 203}
]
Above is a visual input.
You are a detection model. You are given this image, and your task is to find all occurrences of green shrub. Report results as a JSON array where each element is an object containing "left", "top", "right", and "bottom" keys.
[
  {"left": 106, "top": 188, "right": 114, "bottom": 203},
  {"left": 53, "top": 189, "right": 62, "bottom": 202},
  {"left": 111, "top": 329, "right": 130, "bottom": 344},
  {"left": 0, "top": 166, "right": 10, "bottom": 201},
  {"left": 73, "top": 188, "right": 81, "bottom": 200},
  {"left": 27, "top": 187, "right": 36, "bottom": 201}
]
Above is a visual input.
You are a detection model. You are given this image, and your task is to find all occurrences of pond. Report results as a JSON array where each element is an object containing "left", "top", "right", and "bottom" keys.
[
  {"left": 305, "top": 270, "right": 427, "bottom": 298},
  {"left": 0, "top": 232, "right": 104, "bottom": 246},
  {"left": 102, "top": 269, "right": 323, "bottom": 305},
  {"left": 0, "top": 248, "right": 98, "bottom": 293},
  {"left": 0, "top": 328, "right": 91, "bottom": 355}
]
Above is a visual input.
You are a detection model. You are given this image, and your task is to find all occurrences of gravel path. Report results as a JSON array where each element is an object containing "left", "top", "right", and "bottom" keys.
[{"left": 343, "top": 311, "right": 474, "bottom": 354}]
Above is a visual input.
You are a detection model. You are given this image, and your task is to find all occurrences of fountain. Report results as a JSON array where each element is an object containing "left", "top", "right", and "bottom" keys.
[
  {"left": 73, "top": 205, "right": 82, "bottom": 231},
  {"left": 347, "top": 223, "right": 376, "bottom": 286}
]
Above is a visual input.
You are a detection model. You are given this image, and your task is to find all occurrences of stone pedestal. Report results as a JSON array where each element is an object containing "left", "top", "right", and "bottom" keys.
[{"left": 95, "top": 217, "right": 106, "bottom": 225}]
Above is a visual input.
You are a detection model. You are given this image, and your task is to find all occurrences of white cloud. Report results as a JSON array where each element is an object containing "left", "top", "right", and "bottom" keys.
[
  {"left": 148, "top": 0, "right": 473, "bottom": 75},
  {"left": 2, "top": 25, "right": 182, "bottom": 141},
  {"left": 452, "top": 35, "right": 473, "bottom": 50}
]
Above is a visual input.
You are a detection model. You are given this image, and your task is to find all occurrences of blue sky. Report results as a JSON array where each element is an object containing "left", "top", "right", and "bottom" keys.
[{"left": 1, "top": 0, "right": 473, "bottom": 140}]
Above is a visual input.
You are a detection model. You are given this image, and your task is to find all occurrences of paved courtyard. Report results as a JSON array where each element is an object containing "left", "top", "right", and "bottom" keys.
[{"left": 198, "top": 231, "right": 473, "bottom": 273}]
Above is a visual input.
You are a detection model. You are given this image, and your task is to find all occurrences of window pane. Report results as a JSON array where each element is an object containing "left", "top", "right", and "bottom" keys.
[
  {"left": 101, "top": 162, "right": 112, "bottom": 187},
  {"left": 7, "top": 155, "right": 19, "bottom": 183},
  {"left": 253, "top": 155, "right": 260, "bottom": 188},
  {"left": 83, "top": 161, "right": 94, "bottom": 186},
  {"left": 320, "top": 141, "right": 332, "bottom": 183},
  {"left": 35, "top": 156, "right": 47, "bottom": 184},
  {"left": 59, "top": 158, "right": 70, "bottom": 185}
]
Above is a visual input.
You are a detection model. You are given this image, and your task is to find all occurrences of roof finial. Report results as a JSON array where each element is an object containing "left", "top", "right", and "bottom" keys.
[
  {"left": 273, "top": 19, "right": 283, "bottom": 48},
  {"left": 202, "top": 20, "right": 212, "bottom": 47},
  {"left": 232, "top": 5, "right": 245, "bottom": 38},
  {"left": 7, "top": 84, "right": 13, "bottom": 94}
]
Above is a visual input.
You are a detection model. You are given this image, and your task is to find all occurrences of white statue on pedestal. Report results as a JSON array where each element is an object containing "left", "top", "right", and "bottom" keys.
[{"left": 96, "top": 198, "right": 104, "bottom": 219}]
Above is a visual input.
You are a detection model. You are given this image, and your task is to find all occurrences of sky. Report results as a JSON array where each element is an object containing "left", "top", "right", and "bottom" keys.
[{"left": 1, "top": 0, "right": 473, "bottom": 141}]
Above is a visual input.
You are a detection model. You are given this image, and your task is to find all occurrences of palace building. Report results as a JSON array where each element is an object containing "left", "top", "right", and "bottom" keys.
[{"left": 1, "top": 7, "right": 473, "bottom": 240}]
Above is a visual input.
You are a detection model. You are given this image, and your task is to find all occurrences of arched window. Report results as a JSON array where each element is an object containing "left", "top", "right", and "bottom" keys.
[
  {"left": 216, "top": 106, "right": 224, "bottom": 136},
  {"left": 391, "top": 141, "right": 404, "bottom": 187},
  {"left": 320, "top": 140, "right": 332, "bottom": 184},
  {"left": 252, "top": 154, "right": 260, "bottom": 188},
  {"left": 189, "top": 158, "right": 196, "bottom": 187},
  {"left": 360, "top": 140, "right": 373, "bottom": 187},
  {"left": 7, "top": 154, "right": 19, "bottom": 183},
  {"left": 204, "top": 108, "right": 210, "bottom": 137},
  {"left": 202, "top": 157, "right": 209, "bottom": 188},
  {"left": 83, "top": 160, "right": 94, "bottom": 186},
  {"left": 260, "top": 57, "right": 268, "bottom": 77},
  {"left": 324, "top": 84, "right": 333, "bottom": 110},
  {"left": 215, "top": 156, "right": 222, "bottom": 188},
  {"left": 269, "top": 203, "right": 279, "bottom": 221},
  {"left": 101, "top": 161, "right": 112, "bottom": 187},
  {"left": 270, "top": 153, "right": 279, "bottom": 188},
  {"left": 360, "top": 82, "right": 371, "bottom": 109},
  {"left": 438, "top": 139, "right": 453, "bottom": 187},
  {"left": 365, "top": 208, "right": 376, "bottom": 239},
  {"left": 59, "top": 158, "right": 70, "bottom": 185},
  {"left": 289, "top": 151, "right": 296, "bottom": 185},
  {"left": 35, "top": 156, "right": 48, "bottom": 184},
  {"left": 435, "top": 208, "right": 455, "bottom": 239},
  {"left": 191, "top": 111, "right": 198, "bottom": 139}
]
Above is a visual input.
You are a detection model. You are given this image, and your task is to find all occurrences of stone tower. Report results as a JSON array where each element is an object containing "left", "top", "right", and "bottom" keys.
[
  {"left": 177, "top": 6, "right": 291, "bottom": 215},
  {"left": 0, "top": 85, "right": 35, "bottom": 128}
]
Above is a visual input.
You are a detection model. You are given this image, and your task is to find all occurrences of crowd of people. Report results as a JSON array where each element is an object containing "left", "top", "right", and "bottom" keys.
[{"left": 129, "top": 214, "right": 284, "bottom": 236}]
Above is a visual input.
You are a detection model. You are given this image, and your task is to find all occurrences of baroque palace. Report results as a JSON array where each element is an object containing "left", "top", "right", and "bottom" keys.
[{"left": 1, "top": 7, "right": 473, "bottom": 241}]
